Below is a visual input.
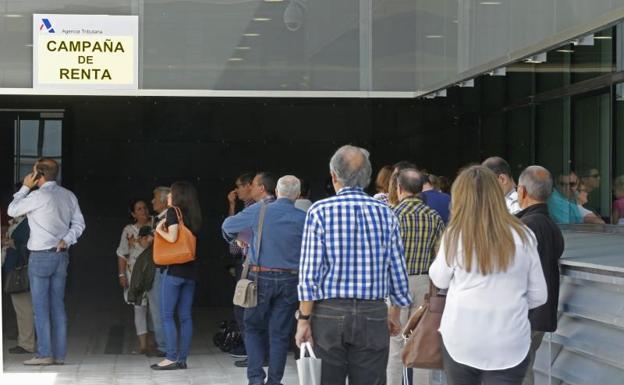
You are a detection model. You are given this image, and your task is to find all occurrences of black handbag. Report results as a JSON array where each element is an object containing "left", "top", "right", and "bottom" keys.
[{"left": 4, "top": 264, "right": 29, "bottom": 294}]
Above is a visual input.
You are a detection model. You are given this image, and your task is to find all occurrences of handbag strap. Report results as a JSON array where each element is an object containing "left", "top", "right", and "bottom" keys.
[
  {"left": 240, "top": 202, "right": 268, "bottom": 281},
  {"left": 172, "top": 206, "right": 185, "bottom": 226}
]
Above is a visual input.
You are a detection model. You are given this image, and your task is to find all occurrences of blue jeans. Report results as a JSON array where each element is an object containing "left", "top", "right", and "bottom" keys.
[
  {"left": 28, "top": 251, "right": 69, "bottom": 360},
  {"left": 244, "top": 272, "right": 298, "bottom": 385},
  {"left": 160, "top": 270, "right": 195, "bottom": 363},
  {"left": 147, "top": 270, "right": 166, "bottom": 350}
]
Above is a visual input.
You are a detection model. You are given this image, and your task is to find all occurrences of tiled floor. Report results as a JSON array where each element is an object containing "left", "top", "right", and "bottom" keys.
[
  {"left": 2, "top": 294, "right": 298, "bottom": 384},
  {"left": 2, "top": 350, "right": 299, "bottom": 385}
]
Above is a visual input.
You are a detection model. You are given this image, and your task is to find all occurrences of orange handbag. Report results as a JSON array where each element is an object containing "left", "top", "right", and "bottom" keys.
[{"left": 153, "top": 207, "right": 196, "bottom": 265}]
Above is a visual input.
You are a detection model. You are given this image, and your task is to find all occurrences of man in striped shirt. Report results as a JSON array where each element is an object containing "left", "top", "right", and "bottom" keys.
[
  {"left": 387, "top": 169, "right": 445, "bottom": 385},
  {"left": 295, "top": 145, "right": 412, "bottom": 385}
]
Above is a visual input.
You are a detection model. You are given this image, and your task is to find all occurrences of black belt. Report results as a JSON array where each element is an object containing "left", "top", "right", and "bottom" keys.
[{"left": 30, "top": 248, "right": 67, "bottom": 253}]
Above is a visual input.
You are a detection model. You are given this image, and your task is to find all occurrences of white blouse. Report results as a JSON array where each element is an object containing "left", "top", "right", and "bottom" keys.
[{"left": 429, "top": 227, "right": 547, "bottom": 370}]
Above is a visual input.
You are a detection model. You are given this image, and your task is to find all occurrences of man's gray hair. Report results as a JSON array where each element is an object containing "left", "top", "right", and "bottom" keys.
[
  {"left": 329, "top": 145, "right": 372, "bottom": 188},
  {"left": 276, "top": 175, "right": 301, "bottom": 200},
  {"left": 154, "top": 186, "right": 171, "bottom": 203},
  {"left": 518, "top": 166, "right": 553, "bottom": 202}
]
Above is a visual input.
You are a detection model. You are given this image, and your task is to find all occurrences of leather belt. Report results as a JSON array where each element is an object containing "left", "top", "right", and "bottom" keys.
[
  {"left": 31, "top": 248, "right": 67, "bottom": 253},
  {"left": 250, "top": 265, "right": 298, "bottom": 274}
]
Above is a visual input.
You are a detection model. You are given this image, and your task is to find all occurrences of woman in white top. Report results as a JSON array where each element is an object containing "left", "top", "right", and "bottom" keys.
[
  {"left": 116, "top": 199, "right": 152, "bottom": 354},
  {"left": 429, "top": 165, "right": 547, "bottom": 385}
]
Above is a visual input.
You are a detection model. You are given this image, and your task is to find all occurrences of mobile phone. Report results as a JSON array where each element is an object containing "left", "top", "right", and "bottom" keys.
[{"left": 33, "top": 169, "right": 43, "bottom": 181}]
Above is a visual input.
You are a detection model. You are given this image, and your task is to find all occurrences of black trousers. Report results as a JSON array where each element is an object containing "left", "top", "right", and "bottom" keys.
[
  {"left": 442, "top": 343, "right": 530, "bottom": 385},
  {"left": 311, "top": 299, "right": 389, "bottom": 385}
]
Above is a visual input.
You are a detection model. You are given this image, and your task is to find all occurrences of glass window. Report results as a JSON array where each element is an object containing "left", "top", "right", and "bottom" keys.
[{"left": 572, "top": 91, "right": 610, "bottom": 222}]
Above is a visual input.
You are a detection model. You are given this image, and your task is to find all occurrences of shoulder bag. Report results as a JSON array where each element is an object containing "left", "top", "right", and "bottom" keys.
[
  {"left": 153, "top": 207, "right": 196, "bottom": 265},
  {"left": 4, "top": 248, "right": 29, "bottom": 294},
  {"left": 233, "top": 203, "right": 267, "bottom": 308},
  {"left": 401, "top": 281, "right": 446, "bottom": 369}
]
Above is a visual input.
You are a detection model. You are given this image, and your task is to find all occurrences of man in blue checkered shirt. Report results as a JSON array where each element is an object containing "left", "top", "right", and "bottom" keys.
[{"left": 295, "top": 145, "right": 412, "bottom": 385}]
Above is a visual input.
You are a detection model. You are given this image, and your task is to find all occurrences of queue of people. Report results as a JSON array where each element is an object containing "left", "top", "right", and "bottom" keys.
[
  {"left": 1, "top": 148, "right": 576, "bottom": 385},
  {"left": 220, "top": 148, "right": 566, "bottom": 385}
]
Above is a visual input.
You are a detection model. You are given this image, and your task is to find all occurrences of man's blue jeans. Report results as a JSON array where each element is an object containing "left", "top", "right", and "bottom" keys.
[
  {"left": 244, "top": 272, "right": 298, "bottom": 385},
  {"left": 147, "top": 270, "right": 166, "bottom": 350},
  {"left": 28, "top": 250, "right": 69, "bottom": 360},
  {"left": 160, "top": 270, "right": 195, "bottom": 363}
]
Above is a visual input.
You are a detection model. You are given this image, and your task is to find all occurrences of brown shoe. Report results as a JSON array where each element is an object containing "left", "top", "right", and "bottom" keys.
[{"left": 23, "top": 357, "right": 54, "bottom": 366}]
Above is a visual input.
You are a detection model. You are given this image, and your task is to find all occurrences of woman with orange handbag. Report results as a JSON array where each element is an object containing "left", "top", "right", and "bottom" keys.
[{"left": 150, "top": 181, "right": 202, "bottom": 370}]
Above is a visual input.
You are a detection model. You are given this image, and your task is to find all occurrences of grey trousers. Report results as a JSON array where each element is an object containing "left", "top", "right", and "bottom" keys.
[
  {"left": 11, "top": 291, "right": 35, "bottom": 352},
  {"left": 521, "top": 331, "right": 545, "bottom": 385},
  {"left": 387, "top": 274, "right": 431, "bottom": 385},
  {"left": 312, "top": 299, "right": 390, "bottom": 385}
]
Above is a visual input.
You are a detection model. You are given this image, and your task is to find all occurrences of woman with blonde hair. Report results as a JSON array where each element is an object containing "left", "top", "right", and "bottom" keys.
[{"left": 429, "top": 165, "right": 547, "bottom": 385}]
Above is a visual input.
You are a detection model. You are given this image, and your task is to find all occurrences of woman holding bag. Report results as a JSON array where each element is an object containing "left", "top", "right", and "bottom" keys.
[
  {"left": 429, "top": 166, "right": 547, "bottom": 385},
  {"left": 151, "top": 181, "right": 202, "bottom": 370}
]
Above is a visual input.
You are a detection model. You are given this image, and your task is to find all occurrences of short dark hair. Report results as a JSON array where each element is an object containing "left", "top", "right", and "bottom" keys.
[
  {"left": 393, "top": 160, "right": 417, "bottom": 172},
  {"left": 482, "top": 156, "right": 512, "bottom": 178},
  {"left": 35, "top": 158, "right": 59, "bottom": 181},
  {"left": 256, "top": 172, "right": 277, "bottom": 195},
  {"left": 299, "top": 178, "right": 311, "bottom": 198},
  {"left": 237, "top": 172, "right": 255, "bottom": 185},
  {"left": 397, "top": 169, "right": 424, "bottom": 194},
  {"left": 170, "top": 181, "right": 203, "bottom": 234}
]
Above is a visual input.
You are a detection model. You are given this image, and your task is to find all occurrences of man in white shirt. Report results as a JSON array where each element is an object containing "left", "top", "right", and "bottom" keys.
[
  {"left": 7, "top": 158, "right": 85, "bottom": 366},
  {"left": 482, "top": 156, "right": 521, "bottom": 214}
]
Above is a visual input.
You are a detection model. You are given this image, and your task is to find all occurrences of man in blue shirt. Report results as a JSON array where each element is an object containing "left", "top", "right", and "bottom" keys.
[
  {"left": 222, "top": 175, "right": 306, "bottom": 385},
  {"left": 421, "top": 173, "right": 451, "bottom": 223}
]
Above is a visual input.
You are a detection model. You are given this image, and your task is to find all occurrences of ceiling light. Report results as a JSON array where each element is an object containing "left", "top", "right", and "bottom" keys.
[
  {"left": 228, "top": 58, "right": 243, "bottom": 62},
  {"left": 4, "top": 14, "right": 23, "bottom": 18},
  {"left": 452, "top": 20, "right": 458, "bottom": 24},
  {"left": 426, "top": 35, "right": 444, "bottom": 39},
  {"left": 594, "top": 36, "right": 612, "bottom": 40},
  {"left": 264, "top": 0, "right": 284, "bottom": 2},
  {"left": 25, "top": 44, "right": 33, "bottom": 47},
  {"left": 524, "top": 52, "right": 547, "bottom": 64},
  {"left": 253, "top": 17, "right": 271, "bottom": 21},
  {"left": 243, "top": 33, "right": 260, "bottom": 37},
  {"left": 235, "top": 46, "right": 251, "bottom": 50},
  {"left": 488, "top": 67, "right": 506, "bottom": 76},
  {"left": 480, "top": 1, "right": 502, "bottom": 5},
  {"left": 556, "top": 49, "right": 574, "bottom": 53},
  {"left": 572, "top": 35, "right": 594, "bottom": 46}
]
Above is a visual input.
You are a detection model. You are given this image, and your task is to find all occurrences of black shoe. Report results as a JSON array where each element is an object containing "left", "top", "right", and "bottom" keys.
[
  {"left": 234, "top": 359, "right": 248, "bottom": 368},
  {"left": 9, "top": 346, "right": 32, "bottom": 354},
  {"left": 235, "top": 359, "right": 269, "bottom": 368},
  {"left": 150, "top": 362, "right": 180, "bottom": 370},
  {"left": 177, "top": 362, "right": 187, "bottom": 369}
]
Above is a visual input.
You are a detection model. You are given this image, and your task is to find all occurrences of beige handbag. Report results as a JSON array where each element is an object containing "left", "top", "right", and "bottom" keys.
[{"left": 233, "top": 203, "right": 267, "bottom": 308}]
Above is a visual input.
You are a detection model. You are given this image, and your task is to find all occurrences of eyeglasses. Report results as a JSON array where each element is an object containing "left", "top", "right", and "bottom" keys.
[{"left": 589, "top": 173, "right": 600, "bottom": 178}]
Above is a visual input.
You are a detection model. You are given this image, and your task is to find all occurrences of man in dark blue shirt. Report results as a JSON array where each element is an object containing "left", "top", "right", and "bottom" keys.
[
  {"left": 222, "top": 175, "right": 306, "bottom": 385},
  {"left": 421, "top": 174, "right": 451, "bottom": 223}
]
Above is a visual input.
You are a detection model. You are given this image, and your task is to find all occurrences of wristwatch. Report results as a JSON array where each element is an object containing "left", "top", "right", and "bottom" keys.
[{"left": 295, "top": 310, "right": 311, "bottom": 321}]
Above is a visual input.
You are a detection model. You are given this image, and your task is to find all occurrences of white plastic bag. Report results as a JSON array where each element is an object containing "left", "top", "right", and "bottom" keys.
[{"left": 297, "top": 342, "right": 322, "bottom": 385}]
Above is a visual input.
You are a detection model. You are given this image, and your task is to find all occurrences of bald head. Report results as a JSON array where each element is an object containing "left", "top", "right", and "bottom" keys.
[
  {"left": 397, "top": 169, "right": 423, "bottom": 195},
  {"left": 518, "top": 165, "right": 553, "bottom": 202},
  {"left": 329, "top": 145, "right": 372, "bottom": 188},
  {"left": 276, "top": 175, "right": 301, "bottom": 201},
  {"left": 35, "top": 158, "right": 59, "bottom": 182}
]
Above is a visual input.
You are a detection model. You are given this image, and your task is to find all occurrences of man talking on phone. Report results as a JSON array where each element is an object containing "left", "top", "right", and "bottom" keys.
[{"left": 8, "top": 158, "right": 85, "bottom": 366}]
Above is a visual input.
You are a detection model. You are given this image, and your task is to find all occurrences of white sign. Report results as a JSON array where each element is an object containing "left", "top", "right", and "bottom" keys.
[{"left": 33, "top": 14, "right": 138, "bottom": 89}]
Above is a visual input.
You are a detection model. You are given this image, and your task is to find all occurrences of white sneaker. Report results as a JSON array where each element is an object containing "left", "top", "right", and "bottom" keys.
[{"left": 23, "top": 356, "right": 54, "bottom": 365}]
